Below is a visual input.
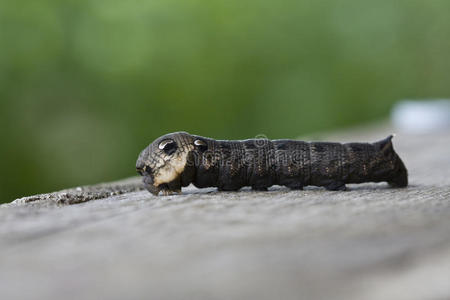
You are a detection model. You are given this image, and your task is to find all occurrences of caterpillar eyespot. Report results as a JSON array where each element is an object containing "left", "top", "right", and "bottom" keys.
[
  {"left": 158, "top": 139, "right": 174, "bottom": 150},
  {"left": 136, "top": 132, "right": 408, "bottom": 196},
  {"left": 158, "top": 139, "right": 177, "bottom": 155},
  {"left": 194, "top": 139, "right": 208, "bottom": 152},
  {"left": 194, "top": 139, "right": 205, "bottom": 146}
]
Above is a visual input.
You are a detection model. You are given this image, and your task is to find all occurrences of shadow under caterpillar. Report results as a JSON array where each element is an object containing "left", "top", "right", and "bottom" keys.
[{"left": 136, "top": 132, "right": 408, "bottom": 196}]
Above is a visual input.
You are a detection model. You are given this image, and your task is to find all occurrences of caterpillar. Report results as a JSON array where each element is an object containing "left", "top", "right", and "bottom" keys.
[{"left": 136, "top": 132, "right": 408, "bottom": 196}]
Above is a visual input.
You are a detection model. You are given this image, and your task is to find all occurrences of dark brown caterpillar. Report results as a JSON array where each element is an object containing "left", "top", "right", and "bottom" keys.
[{"left": 136, "top": 132, "right": 408, "bottom": 195}]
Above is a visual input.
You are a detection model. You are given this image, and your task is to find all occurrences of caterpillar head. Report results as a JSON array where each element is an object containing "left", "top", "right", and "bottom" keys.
[{"left": 136, "top": 132, "right": 207, "bottom": 195}]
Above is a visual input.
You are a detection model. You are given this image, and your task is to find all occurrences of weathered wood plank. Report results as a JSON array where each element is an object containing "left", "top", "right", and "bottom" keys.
[{"left": 1, "top": 127, "right": 449, "bottom": 300}]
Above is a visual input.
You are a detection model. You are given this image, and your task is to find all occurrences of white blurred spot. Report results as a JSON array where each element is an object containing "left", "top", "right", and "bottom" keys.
[{"left": 391, "top": 99, "right": 450, "bottom": 134}]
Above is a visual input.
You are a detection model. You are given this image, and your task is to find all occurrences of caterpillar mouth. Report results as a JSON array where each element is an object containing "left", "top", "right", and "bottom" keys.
[
  {"left": 142, "top": 176, "right": 181, "bottom": 196},
  {"left": 142, "top": 176, "right": 160, "bottom": 196}
]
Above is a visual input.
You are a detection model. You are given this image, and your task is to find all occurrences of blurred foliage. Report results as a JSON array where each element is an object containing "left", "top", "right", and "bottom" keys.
[{"left": 1, "top": 0, "right": 449, "bottom": 202}]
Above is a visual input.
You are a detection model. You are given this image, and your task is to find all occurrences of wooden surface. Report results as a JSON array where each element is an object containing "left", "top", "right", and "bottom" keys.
[{"left": 1, "top": 126, "right": 450, "bottom": 300}]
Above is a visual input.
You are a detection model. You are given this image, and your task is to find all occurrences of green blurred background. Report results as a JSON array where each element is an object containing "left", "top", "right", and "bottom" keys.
[{"left": 1, "top": 0, "right": 449, "bottom": 202}]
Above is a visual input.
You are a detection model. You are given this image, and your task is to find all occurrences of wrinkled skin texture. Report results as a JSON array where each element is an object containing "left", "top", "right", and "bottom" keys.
[{"left": 136, "top": 132, "right": 408, "bottom": 195}]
